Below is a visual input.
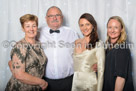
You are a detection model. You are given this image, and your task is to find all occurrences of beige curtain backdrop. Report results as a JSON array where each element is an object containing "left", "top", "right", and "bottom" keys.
[{"left": 0, "top": 0, "right": 136, "bottom": 90}]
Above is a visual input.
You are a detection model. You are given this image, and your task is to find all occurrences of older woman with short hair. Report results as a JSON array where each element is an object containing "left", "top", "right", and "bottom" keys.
[{"left": 5, "top": 14, "right": 48, "bottom": 91}]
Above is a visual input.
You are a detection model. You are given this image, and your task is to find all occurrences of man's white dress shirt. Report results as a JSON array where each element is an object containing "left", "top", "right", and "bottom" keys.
[{"left": 39, "top": 26, "right": 78, "bottom": 79}]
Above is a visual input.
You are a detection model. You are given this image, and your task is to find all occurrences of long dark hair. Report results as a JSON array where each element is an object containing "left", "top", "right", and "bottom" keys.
[{"left": 79, "top": 13, "right": 99, "bottom": 49}]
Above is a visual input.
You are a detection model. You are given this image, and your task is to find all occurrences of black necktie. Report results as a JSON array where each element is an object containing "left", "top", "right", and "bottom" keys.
[{"left": 50, "top": 29, "right": 60, "bottom": 34}]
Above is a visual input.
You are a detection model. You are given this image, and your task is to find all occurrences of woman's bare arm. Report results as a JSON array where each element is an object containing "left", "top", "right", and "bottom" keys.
[{"left": 114, "top": 76, "right": 125, "bottom": 91}]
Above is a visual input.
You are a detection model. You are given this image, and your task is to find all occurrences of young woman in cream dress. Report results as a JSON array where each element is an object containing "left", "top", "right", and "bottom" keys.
[{"left": 72, "top": 13, "right": 105, "bottom": 91}]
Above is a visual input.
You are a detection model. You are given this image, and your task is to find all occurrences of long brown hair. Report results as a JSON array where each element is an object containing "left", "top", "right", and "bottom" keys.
[{"left": 79, "top": 13, "right": 99, "bottom": 49}]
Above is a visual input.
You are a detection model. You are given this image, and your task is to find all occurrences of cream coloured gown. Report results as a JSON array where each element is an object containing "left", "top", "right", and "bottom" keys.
[{"left": 72, "top": 41, "right": 105, "bottom": 91}]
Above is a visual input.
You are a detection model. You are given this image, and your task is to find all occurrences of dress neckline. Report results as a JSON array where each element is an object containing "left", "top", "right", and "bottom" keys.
[{"left": 74, "top": 49, "right": 90, "bottom": 55}]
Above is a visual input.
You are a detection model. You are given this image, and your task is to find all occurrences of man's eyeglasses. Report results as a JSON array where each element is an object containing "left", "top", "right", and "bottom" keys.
[{"left": 47, "top": 14, "right": 62, "bottom": 18}]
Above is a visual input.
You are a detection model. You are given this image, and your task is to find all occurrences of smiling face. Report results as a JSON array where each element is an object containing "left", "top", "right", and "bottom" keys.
[
  {"left": 107, "top": 19, "right": 122, "bottom": 43},
  {"left": 46, "top": 7, "right": 63, "bottom": 30},
  {"left": 23, "top": 21, "right": 38, "bottom": 39},
  {"left": 79, "top": 18, "right": 93, "bottom": 37}
]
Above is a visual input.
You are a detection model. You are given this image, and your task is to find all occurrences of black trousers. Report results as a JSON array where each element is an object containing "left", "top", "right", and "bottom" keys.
[{"left": 43, "top": 75, "right": 73, "bottom": 91}]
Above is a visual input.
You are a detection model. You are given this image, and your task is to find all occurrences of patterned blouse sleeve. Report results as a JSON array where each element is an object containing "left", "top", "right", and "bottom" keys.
[{"left": 10, "top": 43, "right": 28, "bottom": 67}]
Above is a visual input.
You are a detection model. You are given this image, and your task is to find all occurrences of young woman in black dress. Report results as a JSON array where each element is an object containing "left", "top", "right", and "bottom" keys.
[{"left": 103, "top": 16, "right": 134, "bottom": 91}]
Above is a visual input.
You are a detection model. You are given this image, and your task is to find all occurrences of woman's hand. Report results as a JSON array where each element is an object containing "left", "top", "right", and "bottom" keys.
[
  {"left": 91, "top": 63, "right": 97, "bottom": 72},
  {"left": 39, "top": 80, "right": 48, "bottom": 90}
]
